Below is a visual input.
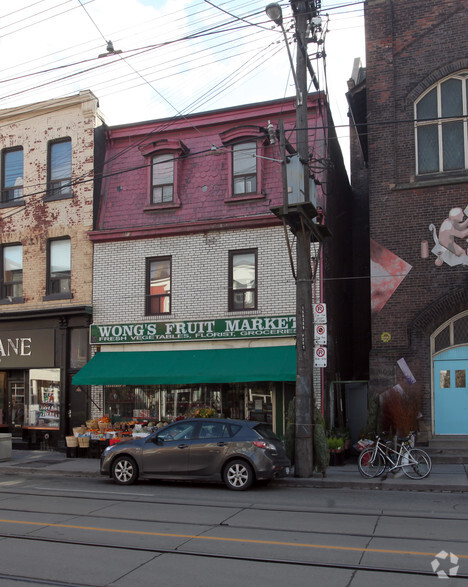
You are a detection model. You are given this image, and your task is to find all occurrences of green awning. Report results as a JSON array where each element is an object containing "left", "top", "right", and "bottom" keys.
[{"left": 72, "top": 345, "right": 296, "bottom": 386}]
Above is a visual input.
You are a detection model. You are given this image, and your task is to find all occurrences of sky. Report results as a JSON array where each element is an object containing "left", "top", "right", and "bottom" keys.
[{"left": 0, "top": 0, "right": 365, "bottom": 171}]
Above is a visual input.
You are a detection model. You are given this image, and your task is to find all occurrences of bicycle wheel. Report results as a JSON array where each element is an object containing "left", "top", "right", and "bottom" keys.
[
  {"left": 358, "top": 448, "right": 386, "bottom": 478},
  {"left": 401, "top": 448, "right": 432, "bottom": 479}
]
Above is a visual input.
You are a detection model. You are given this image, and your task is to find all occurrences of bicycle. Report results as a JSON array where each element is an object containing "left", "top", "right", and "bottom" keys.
[{"left": 357, "top": 434, "right": 432, "bottom": 479}]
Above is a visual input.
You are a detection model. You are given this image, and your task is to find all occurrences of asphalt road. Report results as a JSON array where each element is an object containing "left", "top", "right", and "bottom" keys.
[{"left": 0, "top": 474, "right": 467, "bottom": 586}]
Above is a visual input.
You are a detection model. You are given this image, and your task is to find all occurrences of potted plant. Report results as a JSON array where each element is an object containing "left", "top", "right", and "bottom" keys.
[{"left": 327, "top": 436, "right": 345, "bottom": 466}]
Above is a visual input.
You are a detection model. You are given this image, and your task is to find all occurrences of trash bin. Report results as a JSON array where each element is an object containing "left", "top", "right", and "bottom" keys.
[{"left": 0, "top": 433, "right": 12, "bottom": 461}]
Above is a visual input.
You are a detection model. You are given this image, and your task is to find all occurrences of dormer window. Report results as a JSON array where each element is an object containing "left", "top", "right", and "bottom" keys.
[
  {"left": 140, "top": 139, "right": 188, "bottom": 211},
  {"left": 220, "top": 125, "right": 269, "bottom": 201},
  {"left": 233, "top": 142, "right": 257, "bottom": 195},
  {"left": 152, "top": 153, "right": 174, "bottom": 203}
]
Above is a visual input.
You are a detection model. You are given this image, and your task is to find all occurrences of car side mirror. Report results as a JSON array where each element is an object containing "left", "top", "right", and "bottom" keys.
[{"left": 153, "top": 436, "right": 164, "bottom": 445}]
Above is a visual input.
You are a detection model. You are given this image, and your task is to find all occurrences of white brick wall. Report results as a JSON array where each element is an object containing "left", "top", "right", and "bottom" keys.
[{"left": 93, "top": 226, "right": 302, "bottom": 324}]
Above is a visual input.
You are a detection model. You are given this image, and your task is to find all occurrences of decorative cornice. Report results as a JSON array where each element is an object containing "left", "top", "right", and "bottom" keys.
[{"left": 89, "top": 215, "right": 281, "bottom": 243}]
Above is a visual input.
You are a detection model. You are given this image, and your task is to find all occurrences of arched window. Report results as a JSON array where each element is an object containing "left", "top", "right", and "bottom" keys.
[
  {"left": 220, "top": 125, "right": 269, "bottom": 200},
  {"left": 415, "top": 72, "right": 468, "bottom": 175},
  {"left": 432, "top": 311, "right": 468, "bottom": 354},
  {"left": 140, "top": 139, "right": 189, "bottom": 210}
]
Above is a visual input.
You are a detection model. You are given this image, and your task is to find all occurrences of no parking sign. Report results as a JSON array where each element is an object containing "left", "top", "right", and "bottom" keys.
[
  {"left": 314, "top": 323, "right": 327, "bottom": 344},
  {"left": 313, "top": 303, "right": 327, "bottom": 324},
  {"left": 314, "top": 345, "right": 327, "bottom": 367}
]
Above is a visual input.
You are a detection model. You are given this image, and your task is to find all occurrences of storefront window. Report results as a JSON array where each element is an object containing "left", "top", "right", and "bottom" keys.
[
  {"left": 103, "top": 383, "right": 274, "bottom": 426},
  {"left": 104, "top": 383, "right": 273, "bottom": 424},
  {"left": 27, "top": 368, "right": 60, "bottom": 428},
  {"left": 105, "top": 385, "right": 222, "bottom": 422}
]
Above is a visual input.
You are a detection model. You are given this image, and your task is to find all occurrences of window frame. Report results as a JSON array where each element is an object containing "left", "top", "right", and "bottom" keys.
[
  {"left": 232, "top": 141, "right": 258, "bottom": 196},
  {"left": 140, "top": 139, "right": 189, "bottom": 211},
  {"left": 44, "top": 237, "right": 72, "bottom": 300},
  {"left": 146, "top": 255, "right": 172, "bottom": 316},
  {"left": 220, "top": 126, "right": 268, "bottom": 201},
  {"left": 415, "top": 72, "right": 468, "bottom": 176},
  {"left": 1, "top": 147, "right": 24, "bottom": 206},
  {"left": 151, "top": 152, "right": 175, "bottom": 204},
  {"left": 46, "top": 138, "right": 73, "bottom": 201},
  {"left": 0, "top": 243, "right": 24, "bottom": 304},
  {"left": 228, "top": 248, "right": 258, "bottom": 312}
]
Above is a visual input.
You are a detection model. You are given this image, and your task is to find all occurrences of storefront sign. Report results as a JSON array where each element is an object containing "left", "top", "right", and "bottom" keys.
[
  {"left": 0, "top": 329, "right": 55, "bottom": 368},
  {"left": 91, "top": 315, "right": 296, "bottom": 344}
]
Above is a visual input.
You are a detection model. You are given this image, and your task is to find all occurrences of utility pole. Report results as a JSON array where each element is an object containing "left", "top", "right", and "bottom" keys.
[
  {"left": 292, "top": 0, "right": 314, "bottom": 478},
  {"left": 267, "top": 0, "right": 323, "bottom": 478}
]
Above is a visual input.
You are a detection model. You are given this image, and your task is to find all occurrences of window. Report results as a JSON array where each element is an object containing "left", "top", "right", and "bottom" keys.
[
  {"left": 1, "top": 244, "right": 22, "bottom": 300},
  {"left": 152, "top": 153, "right": 174, "bottom": 203},
  {"left": 47, "top": 238, "right": 71, "bottom": 295},
  {"left": 146, "top": 256, "right": 171, "bottom": 315},
  {"left": 232, "top": 142, "right": 257, "bottom": 195},
  {"left": 1, "top": 148, "right": 23, "bottom": 203},
  {"left": 415, "top": 73, "right": 468, "bottom": 174},
  {"left": 48, "top": 139, "right": 72, "bottom": 198},
  {"left": 198, "top": 422, "right": 231, "bottom": 439},
  {"left": 157, "top": 421, "right": 196, "bottom": 441},
  {"left": 140, "top": 139, "right": 188, "bottom": 210},
  {"left": 229, "top": 249, "right": 257, "bottom": 311}
]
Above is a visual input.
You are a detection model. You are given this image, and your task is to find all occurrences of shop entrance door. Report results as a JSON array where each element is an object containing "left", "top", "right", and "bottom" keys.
[
  {"left": 434, "top": 346, "right": 468, "bottom": 434},
  {"left": 8, "top": 380, "right": 25, "bottom": 436}
]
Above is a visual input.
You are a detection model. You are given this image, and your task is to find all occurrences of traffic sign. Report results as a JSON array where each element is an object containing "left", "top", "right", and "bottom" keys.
[
  {"left": 314, "top": 345, "right": 327, "bottom": 367},
  {"left": 313, "top": 303, "right": 327, "bottom": 324},
  {"left": 314, "top": 323, "right": 327, "bottom": 344}
]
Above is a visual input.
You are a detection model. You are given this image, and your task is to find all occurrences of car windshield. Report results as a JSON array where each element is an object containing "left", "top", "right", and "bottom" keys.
[{"left": 253, "top": 423, "right": 280, "bottom": 441}]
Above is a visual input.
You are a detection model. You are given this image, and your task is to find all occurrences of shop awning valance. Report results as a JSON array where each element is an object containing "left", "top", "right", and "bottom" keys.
[{"left": 72, "top": 345, "right": 296, "bottom": 386}]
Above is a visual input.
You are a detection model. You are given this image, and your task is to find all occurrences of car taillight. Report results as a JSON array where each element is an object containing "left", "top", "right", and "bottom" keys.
[{"left": 253, "top": 440, "right": 274, "bottom": 450}]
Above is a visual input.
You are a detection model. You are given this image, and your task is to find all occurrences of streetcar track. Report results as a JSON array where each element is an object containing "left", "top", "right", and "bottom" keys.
[
  {"left": 1, "top": 502, "right": 468, "bottom": 547},
  {"left": 0, "top": 531, "right": 467, "bottom": 581},
  {"left": 0, "top": 485, "right": 467, "bottom": 523}
]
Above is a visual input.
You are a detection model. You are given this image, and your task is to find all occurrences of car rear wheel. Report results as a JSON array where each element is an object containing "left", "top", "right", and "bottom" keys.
[
  {"left": 223, "top": 459, "right": 254, "bottom": 491},
  {"left": 112, "top": 455, "right": 138, "bottom": 485}
]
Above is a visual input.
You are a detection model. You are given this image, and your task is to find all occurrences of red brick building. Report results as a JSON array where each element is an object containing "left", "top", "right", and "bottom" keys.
[{"left": 348, "top": 0, "right": 468, "bottom": 440}]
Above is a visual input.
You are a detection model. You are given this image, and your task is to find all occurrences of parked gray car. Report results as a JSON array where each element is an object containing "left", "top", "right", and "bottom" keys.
[{"left": 100, "top": 418, "right": 290, "bottom": 490}]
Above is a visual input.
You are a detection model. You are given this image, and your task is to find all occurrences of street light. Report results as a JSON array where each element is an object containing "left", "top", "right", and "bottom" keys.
[
  {"left": 265, "top": 2, "right": 283, "bottom": 25},
  {"left": 265, "top": 3, "right": 302, "bottom": 106}
]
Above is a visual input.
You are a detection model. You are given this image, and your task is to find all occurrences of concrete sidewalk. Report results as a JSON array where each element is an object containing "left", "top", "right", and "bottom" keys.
[{"left": 0, "top": 450, "right": 467, "bottom": 492}]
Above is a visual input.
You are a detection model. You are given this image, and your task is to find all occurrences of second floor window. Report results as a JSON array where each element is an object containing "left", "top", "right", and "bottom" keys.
[
  {"left": 48, "top": 238, "right": 71, "bottom": 294},
  {"left": 232, "top": 142, "right": 257, "bottom": 195},
  {"left": 48, "top": 139, "right": 72, "bottom": 198},
  {"left": 146, "top": 256, "right": 171, "bottom": 315},
  {"left": 152, "top": 153, "right": 174, "bottom": 204},
  {"left": 2, "top": 244, "right": 22, "bottom": 299},
  {"left": 229, "top": 249, "right": 257, "bottom": 311},
  {"left": 2, "top": 148, "right": 23, "bottom": 203},
  {"left": 415, "top": 73, "right": 468, "bottom": 175}
]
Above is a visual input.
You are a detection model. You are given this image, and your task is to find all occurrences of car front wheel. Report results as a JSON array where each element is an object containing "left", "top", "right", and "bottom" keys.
[
  {"left": 112, "top": 455, "right": 138, "bottom": 485},
  {"left": 223, "top": 459, "right": 254, "bottom": 491}
]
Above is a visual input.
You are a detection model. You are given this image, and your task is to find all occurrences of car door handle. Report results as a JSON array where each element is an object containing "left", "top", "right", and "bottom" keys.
[
  {"left": 177, "top": 444, "right": 189, "bottom": 449},
  {"left": 217, "top": 442, "right": 226, "bottom": 447}
]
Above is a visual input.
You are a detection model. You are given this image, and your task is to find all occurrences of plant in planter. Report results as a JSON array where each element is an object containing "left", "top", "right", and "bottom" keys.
[
  {"left": 332, "top": 427, "right": 351, "bottom": 452},
  {"left": 327, "top": 436, "right": 345, "bottom": 466}
]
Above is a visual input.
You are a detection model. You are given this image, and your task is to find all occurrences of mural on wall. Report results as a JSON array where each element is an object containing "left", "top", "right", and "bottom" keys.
[
  {"left": 428, "top": 206, "right": 468, "bottom": 267},
  {"left": 370, "top": 239, "right": 412, "bottom": 313}
]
